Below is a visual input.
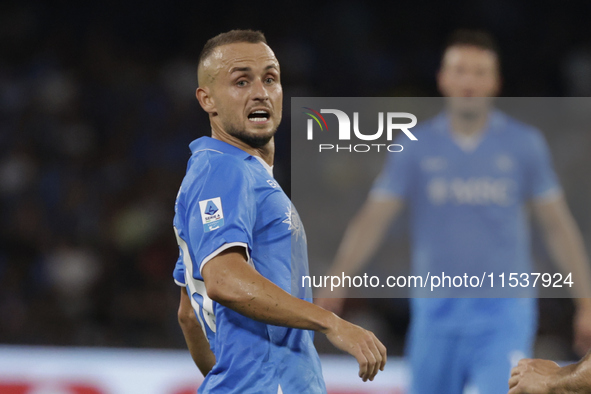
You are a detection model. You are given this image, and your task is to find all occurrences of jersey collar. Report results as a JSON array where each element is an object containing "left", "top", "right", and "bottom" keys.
[
  {"left": 189, "top": 136, "right": 274, "bottom": 176},
  {"left": 189, "top": 136, "right": 251, "bottom": 160},
  {"left": 432, "top": 109, "right": 507, "bottom": 152}
]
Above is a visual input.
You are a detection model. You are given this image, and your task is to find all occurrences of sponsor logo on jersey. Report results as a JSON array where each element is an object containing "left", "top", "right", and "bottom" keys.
[
  {"left": 199, "top": 197, "right": 224, "bottom": 232},
  {"left": 427, "top": 177, "right": 516, "bottom": 206}
]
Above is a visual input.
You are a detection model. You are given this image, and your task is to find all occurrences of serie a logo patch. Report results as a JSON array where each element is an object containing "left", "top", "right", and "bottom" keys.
[{"left": 199, "top": 197, "right": 224, "bottom": 232}]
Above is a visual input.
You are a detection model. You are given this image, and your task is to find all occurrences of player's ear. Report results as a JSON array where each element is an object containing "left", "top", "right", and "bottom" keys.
[{"left": 196, "top": 87, "right": 217, "bottom": 115}]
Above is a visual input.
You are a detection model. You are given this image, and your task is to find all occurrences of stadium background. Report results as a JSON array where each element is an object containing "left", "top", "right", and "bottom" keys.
[{"left": 1, "top": 0, "right": 591, "bottom": 391}]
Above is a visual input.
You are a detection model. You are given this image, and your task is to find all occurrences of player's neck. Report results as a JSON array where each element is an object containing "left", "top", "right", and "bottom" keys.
[
  {"left": 252, "top": 140, "right": 275, "bottom": 167},
  {"left": 211, "top": 128, "right": 275, "bottom": 166},
  {"left": 449, "top": 111, "right": 489, "bottom": 138}
]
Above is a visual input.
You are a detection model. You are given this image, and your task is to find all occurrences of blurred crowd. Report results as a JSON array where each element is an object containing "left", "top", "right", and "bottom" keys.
[
  {"left": 1, "top": 1, "right": 591, "bottom": 357},
  {"left": 0, "top": 4, "right": 207, "bottom": 348}
]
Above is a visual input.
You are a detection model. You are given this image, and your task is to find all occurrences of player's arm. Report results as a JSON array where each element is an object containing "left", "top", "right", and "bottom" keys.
[
  {"left": 330, "top": 196, "right": 404, "bottom": 277},
  {"left": 178, "top": 288, "right": 216, "bottom": 377},
  {"left": 202, "top": 246, "right": 387, "bottom": 382},
  {"left": 509, "top": 352, "right": 591, "bottom": 394},
  {"left": 532, "top": 194, "right": 591, "bottom": 355},
  {"left": 314, "top": 196, "right": 404, "bottom": 312}
]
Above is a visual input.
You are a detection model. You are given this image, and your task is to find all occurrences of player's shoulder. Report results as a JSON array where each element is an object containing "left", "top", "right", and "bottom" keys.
[
  {"left": 411, "top": 116, "right": 441, "bottom": 137},
  {"left": 180, "top": 144, "right": 254, "bottom": 204},
  {"left": 495, "top": 111, "right": 544, "bottom": 141},
  {"left": 409, "top": 113, "right": 452, "bottom": 142},
  {"left": 189, "top": 147, "right": 250, "bottom": 177},
  {"left": 390, "top": 115, "right": 444, "bottom": 156},
  {"left": 494, "top": 112, "right": 552, "bottom": 161}
]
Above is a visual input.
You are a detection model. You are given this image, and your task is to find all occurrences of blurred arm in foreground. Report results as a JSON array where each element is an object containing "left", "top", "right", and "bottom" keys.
[
  {"left": 315, "top": 197, "right": 404, "bottom": 315},
  {"left": 533, "top": 194, "right": 591, "bottom": 355}
]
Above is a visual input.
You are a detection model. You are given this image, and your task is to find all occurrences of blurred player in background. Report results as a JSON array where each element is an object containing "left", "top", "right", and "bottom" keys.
[
  {"left": 317, "top": 29, "right": 591, "bottom": 394},
  {"left": 508, "top": 352, "right": 591, "bottom": 393},
  {"left": 172, "top": 30, "right": 386, "bottom": 393}
]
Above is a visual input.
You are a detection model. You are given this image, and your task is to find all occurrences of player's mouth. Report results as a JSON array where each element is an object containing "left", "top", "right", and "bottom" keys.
[{"left": 247, "top": 109, "right": 271, "bottom": 124}]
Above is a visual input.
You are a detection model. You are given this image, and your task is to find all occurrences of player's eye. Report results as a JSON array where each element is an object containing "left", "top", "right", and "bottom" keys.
[
  {"left": 236, "top": 80, "right": 247, "bottom": 87},
  {"left": 264, "top": 77, "right": 275, "bottom": 84}
]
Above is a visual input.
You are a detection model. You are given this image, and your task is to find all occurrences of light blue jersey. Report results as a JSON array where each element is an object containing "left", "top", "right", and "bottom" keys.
[
  {"left": 371, "top": 110, "right": 560, "bottom": 394},
  {"left": 372, "top": 110, "right": 560, "bottom": 328},
  {"left": 173, "top": 137, "right": 325, "bottom": 394}
]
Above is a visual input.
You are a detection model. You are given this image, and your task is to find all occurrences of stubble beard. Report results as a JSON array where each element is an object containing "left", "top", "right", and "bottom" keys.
[{"left": 225, "top": 122, "right": 277, "bottom": 149}]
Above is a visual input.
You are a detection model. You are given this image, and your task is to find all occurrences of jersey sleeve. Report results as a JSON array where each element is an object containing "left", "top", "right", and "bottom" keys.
[
  {"left": 186, "top": 157, "right": 256, "bottom": 277},
  {"left": 172, "top": 254, "right": 186, "bottom": 287},
  {"left": 370, "top": 134, "right": 417, "bottom": 199},
  {"left": 524, "top": 130, "right": 562, "bottom": 201}
]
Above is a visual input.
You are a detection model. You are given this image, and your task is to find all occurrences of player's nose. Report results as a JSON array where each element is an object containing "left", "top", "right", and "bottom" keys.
[
  {"left": 460, "top": 73, "right": 481, "bottom": 91},
  {"left": 251, "top": 78, "right": 269, "bottom": 101}
]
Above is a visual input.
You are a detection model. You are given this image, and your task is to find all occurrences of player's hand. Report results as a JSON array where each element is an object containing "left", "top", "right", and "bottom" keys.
[
  {"left": 573, "top": 301, "right": 591, "bottom": 356},
  {"left": 508, "top": 358, "right": 560, "bottom": 394},
  {"left": 323, "top": 314, "right": 387, "bottom": 382}
]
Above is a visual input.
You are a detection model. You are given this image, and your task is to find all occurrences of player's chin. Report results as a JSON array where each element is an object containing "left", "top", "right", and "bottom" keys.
[{"left": 246, "top": 120, "right": 277, "bottom": 134}]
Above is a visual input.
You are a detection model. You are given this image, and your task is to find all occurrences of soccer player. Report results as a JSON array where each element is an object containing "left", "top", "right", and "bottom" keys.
[
  {"left": 508, "top": 354, "right": 591, "bottom": 393},
  {"left": 172, "top": 30, "right": 386, "bottom": 393},
  {"left": 316, "top": 30, "right": 591, "bottom": 394}
]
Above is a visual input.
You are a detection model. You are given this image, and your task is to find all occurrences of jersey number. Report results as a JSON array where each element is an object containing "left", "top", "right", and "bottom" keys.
[{"left": 174, "top": 226, "right": 216, "bottom": 335}]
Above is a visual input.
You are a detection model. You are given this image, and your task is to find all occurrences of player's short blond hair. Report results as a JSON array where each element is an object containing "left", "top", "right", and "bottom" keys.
[{"left": 198, "top": 30, "right": 267, "bottom": 67}]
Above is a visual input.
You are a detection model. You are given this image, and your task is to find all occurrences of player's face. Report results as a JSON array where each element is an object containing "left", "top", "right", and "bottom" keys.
[
  {"left": 205, "top": 42, "right": 282, "bottom": 148},
  {"left": 437, "top": 45, "right": 500, "bottom": 115},
  {"left": 438, "top": 45, "right": 500, "bottom": 97}
]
